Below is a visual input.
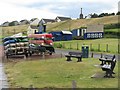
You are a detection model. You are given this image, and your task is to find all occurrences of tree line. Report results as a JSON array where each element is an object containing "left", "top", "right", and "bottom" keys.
[{"left": 89, "top": 11, "right": 120, "bottom": 18}]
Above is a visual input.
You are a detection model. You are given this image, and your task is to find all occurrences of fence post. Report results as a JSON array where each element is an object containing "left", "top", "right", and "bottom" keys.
[
  {"left": 14, "top": 29, "right": 15, "bottom": 34},
  {"left": 77, "top": 43, "right": 79, "bottom": 50},
  {"left": 70, "top": 43, "right": 72, "bottom": 49},
  {"left": 72, "top": 80, "right": 77, "bottom": 89},
  {"left": 98, "top": 44, "right": 100, "bottom": 51},
  {"left": 90, "top": 44, "right": 92, "bottom": 51},
  {"left": 2, "top": 29, "right": 4, "bottom": 37},
  {"left": 8, "top": 30, "right": 9, "bottom": 36},
  {"left": 59, "top": 43, "right": 61, "bottom": 48},
  {"left": 63, "top": 43, "right": 65, "bottom": 48},
  {"left": 106, "top": 44, "right": 108, "bottom": 52},
  {"left": 118, "top": 44, "right": 120, "bottom": 54}
]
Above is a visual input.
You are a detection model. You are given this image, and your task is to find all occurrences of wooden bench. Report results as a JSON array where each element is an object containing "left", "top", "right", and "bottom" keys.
[
  {"left": 65, "top": 52, "right": 82, "bottom": 62},
  {"left": 99, "top": 55, "right": 116, "bottom": 78}
]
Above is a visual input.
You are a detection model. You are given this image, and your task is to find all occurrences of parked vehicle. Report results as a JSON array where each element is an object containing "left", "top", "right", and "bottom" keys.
[{"left": 28, "top": 34, "right": 55, "bottom": 56}]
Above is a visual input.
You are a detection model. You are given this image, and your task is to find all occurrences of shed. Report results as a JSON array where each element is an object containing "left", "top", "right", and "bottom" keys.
[
  {"left": 49, "top": 31, "right": 72, "bottom": 41},
  {"left": 84, "top": 24, "right": 104, "bottom": 39},
  {"left": 71, "top": 28, "right": 87, "bottom": 39},
  {"left": 71, "top": 24, "right": 104, "bottom": 39}
]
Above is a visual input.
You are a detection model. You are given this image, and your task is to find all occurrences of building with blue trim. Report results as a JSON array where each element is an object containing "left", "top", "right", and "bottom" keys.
[
  {"left": 49, "top": 31, "right": 72, "bottom": 41},
  {"left": 71, "top": 24, "right": 104, "bottom": 39}
]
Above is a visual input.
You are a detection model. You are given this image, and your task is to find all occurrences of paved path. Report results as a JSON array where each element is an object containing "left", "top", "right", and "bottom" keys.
[
  {"left": 0, "top": 45, "right": 9, "bottom": 89},
  {"left": 55, "top": 48, "right": 119, "bottom": 60}
]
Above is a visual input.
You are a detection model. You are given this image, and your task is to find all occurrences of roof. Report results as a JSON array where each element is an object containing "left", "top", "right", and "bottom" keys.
[
  {"left": 30, "top": 18, "right": 40, "bottom": 25},
  {"left": 42, "top": 19, "right": 55, "bottom": 23},
  {"left": 30, "top": 25, "right": 38, "bottom": 29},
  {"left": 56, "top": 16, "right": 71, "bottom": 21},
  {"left": 61, "top": 31, "right": 72, "bottom": 34}
]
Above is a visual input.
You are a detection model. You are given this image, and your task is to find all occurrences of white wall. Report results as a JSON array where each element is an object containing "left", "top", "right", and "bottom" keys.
[{"left": 87, "top": 24, "right": 104, "bottom": 32}]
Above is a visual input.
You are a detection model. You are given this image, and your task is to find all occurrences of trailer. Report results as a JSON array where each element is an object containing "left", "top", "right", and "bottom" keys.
[
  {"left": 3, "top": 36, "right": 29, "bottom": 58},
  {"left": 28, "top": 33, "right": 55, "bottom": 56}
]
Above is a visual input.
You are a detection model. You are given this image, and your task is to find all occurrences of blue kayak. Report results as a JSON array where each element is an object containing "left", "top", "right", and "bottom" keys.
[
  {"left": 4, "top": 39, "right": 16, "bottom": 46},
  {"left": 3, "top": 37, "right": 14, "bottom": 42}
]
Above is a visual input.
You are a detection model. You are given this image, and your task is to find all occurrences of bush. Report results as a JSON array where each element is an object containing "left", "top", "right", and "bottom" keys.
[{"left": 104, "top": 23, "right": 120, "bottom": 29}]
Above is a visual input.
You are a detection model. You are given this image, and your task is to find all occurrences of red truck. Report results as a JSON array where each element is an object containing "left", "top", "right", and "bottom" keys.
[{"left": 28, "top": 33, "right": 55, "bottom": 56}]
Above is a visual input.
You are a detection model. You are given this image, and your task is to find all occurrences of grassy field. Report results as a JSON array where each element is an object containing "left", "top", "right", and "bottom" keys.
[
  {"left": 54, "top": 38, "right": 119, "bottom": 54},
  {"left": 46, "top": 15, "right": 118, "bottom": 31},
  {"left": 5, "top": 58, "right": 118, "bottom": 88},
  {"left": 1, "top": 25, "right": 29, "bottom": 37}
]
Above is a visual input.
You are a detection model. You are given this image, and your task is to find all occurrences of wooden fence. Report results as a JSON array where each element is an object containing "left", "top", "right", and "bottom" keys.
[{"left": 54, "top": 43, "right": 119, "bottom": 54}]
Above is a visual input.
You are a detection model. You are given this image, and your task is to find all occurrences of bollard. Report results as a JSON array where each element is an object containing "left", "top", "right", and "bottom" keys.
[
  {"left": 61, "top": 53, "right": 62, "bottom": 58},
  {"left": 91, "top": 53, "right": 93, "bottom": 58},
  {"left": 100, "top": 53, "right": 103, "bottom": 58},
  {"left": 24, "top": 55, "right": 26, "bottom": 59}
]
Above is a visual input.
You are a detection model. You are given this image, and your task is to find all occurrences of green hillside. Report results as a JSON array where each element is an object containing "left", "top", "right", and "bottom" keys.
[
  {"left": 1, "top": 25, "right": 29, "bottom": 37},
  {"left": 46, "top": 15, "right": 118, "bottom": 31},
  {"left": 1, "top": 15, "right": 118, "bottom": 37}
]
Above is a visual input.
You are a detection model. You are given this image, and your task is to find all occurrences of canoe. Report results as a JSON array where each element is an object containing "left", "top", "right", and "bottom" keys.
[{"left": 4, "top": 40, "right": 16, "bottom": 46}]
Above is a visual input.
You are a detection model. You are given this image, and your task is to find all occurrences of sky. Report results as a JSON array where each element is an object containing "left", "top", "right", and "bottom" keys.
[{"left": 0, "top": 0, "right": 119, "bottom": 24}]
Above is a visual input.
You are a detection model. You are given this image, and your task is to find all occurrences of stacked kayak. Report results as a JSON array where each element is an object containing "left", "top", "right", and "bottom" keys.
[{"left": 3, "top": 36, "right": 29, "bottom": 58}]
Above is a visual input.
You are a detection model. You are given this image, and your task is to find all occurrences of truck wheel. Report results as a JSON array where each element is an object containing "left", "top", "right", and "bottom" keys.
[
  {"left": 29, "top": 53, "right": 32, "bottom": 56},
  {"left": 25, "top": 53, "right": 28, "bottom": 58},
  {"left": 49, "top": 52, "right": 52, "bottom": 55}
]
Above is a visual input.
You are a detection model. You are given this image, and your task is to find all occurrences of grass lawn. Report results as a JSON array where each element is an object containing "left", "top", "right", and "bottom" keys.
[
  {"left": 54, "top": 38, "right": 119, "bottom": 54},
  {"left": 5, "top": 58, "right": 118, "bottom": 88}
]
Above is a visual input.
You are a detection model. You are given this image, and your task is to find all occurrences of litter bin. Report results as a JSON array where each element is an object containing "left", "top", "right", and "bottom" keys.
[{"left": 82, "top": 45, "right": 89, "bottom": 58}]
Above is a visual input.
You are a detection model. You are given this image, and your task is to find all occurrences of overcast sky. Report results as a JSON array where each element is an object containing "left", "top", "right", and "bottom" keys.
[{"left": 0, "top": 0, "right": 119, "bottom": 24}]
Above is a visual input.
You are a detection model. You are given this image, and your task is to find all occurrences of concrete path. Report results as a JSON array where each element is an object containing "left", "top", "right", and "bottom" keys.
[
  {"left": 0, "top": 45, "right": 9, "bottom": 89},
  {"left": 0, "top": 62, "right": 9, "bottom": 89}
]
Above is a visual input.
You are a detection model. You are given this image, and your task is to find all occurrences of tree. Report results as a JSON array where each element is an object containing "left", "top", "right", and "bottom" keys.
[
  {"left": 116, "top": 11, "right": 120, "bottom": 15},
  {"left": 110, "top": 13, "right": 115, "bottom": 15},
  {"left": 98, "top": 13, "right": 105, "bottom": 17},
  {"left": 90, "top": 13, "right": 98, "bottom": 18}
]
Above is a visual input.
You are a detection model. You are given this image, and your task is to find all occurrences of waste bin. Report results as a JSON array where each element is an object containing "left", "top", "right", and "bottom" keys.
[{"left": 82, "top": 45, "right": 89, "bottom": 58}]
